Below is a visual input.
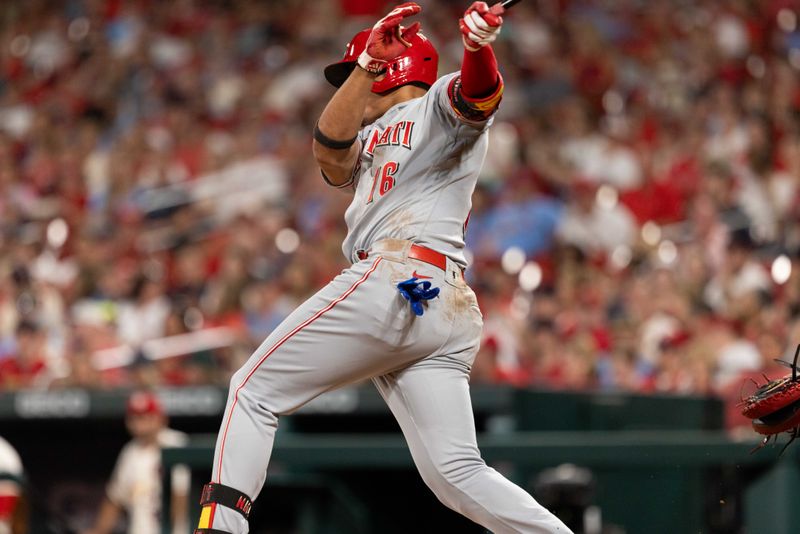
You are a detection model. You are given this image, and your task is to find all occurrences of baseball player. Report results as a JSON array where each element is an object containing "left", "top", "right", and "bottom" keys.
[
  {"left": 196, "top": 3, "right": 572, "bottom": 533},
  {"left": 84, "top": 391, "right": 190, "bottom": 534}
]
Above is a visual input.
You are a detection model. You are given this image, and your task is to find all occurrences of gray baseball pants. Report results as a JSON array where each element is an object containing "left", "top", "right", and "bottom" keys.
[{"left": 207, "top": 240, "right": 572, "bottom": 533}]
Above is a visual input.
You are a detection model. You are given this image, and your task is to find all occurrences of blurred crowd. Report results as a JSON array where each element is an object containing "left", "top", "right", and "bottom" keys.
[{"left": 1, "top": 0, "right": 800, "bottom": 431}]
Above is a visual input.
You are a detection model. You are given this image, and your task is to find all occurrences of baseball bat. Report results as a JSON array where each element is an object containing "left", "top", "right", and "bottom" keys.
[{"left": 500, "top": 0, "right": 523, "bottom": 9}]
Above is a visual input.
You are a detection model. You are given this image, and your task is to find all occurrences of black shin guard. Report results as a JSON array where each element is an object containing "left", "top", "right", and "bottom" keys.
[{"left": 194, "top": 482, "right": 253, "bottom": 534}]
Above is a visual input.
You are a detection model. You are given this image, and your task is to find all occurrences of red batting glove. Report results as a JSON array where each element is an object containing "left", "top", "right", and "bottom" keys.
[
  {"left": 358, "top": 2, "right": 422, "bottom": 75},
  {"left": 459, "top": 1, "right": 504, "bottom": 52}
]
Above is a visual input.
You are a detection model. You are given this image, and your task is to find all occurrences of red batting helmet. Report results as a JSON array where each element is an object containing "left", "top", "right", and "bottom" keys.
[{"left": 324, "top": 29, "right": 438, "bottom": 94}]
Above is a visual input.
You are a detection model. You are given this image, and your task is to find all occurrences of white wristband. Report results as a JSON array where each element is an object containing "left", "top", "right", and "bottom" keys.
[{"left": 357, "top": 50, "right": 386, "bottom": 76}]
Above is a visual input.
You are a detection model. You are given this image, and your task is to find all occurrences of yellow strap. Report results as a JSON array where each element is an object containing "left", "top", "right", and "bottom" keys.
[{"left": 197, "top": 505, "right": 214, "bottom": 529}]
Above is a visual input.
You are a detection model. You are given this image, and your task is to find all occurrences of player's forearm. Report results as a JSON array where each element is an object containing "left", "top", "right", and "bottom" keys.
[
  {"left": 84, "top": 498, "right": 120, "bottom": 534},
  {"left": 171, "top": 490, "right": 189, "bottom": 534},
  {"left": 318, "top": 67, "right": 374, "bottom": 140},
  {"left": 456, "top": 2, "right": 504, "bottom": 118},
  {"left": 461, "top": 46, "right": 502, "bottom": 99},
  {"left": 313, "top": 68, "right": 375, "bottom": 184}
]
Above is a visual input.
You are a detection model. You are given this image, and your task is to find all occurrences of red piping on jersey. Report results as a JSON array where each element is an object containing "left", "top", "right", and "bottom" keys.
[{"left": 215, "top": 257, "right": 383, "bottom": 485}]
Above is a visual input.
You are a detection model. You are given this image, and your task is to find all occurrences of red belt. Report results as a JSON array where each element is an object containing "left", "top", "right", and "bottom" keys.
[{"left": 357, "top": 244, "right": 447, "bottom": 271}]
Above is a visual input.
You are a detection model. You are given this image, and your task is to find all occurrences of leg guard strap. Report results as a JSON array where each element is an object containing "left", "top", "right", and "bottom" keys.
[{"left": 200, "top": 482, "right": 253, "bottom": 519}]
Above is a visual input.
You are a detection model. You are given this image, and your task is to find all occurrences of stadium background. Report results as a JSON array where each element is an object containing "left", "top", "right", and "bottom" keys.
[{"left": 2, "top": 0, "right": 800, "bottom": 532}]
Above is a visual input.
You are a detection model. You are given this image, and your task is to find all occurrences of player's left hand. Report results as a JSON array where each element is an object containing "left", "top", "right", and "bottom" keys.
[
  {"left": 459, "top": 2, "right": 504, "bottom": 52},
  {"left": 358, "top": 2, "right": 422, "bottom": 75}
]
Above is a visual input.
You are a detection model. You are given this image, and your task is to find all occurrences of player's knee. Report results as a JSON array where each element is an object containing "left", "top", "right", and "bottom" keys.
[
  {"left": 228, "top": 366, "right": 249, "bottom": 392},
  {"left": 226, "top": 368, "right": 259, "bottom": 404},
  {"left": 225, "top": 371, "right": 279, "bottom": 424}
]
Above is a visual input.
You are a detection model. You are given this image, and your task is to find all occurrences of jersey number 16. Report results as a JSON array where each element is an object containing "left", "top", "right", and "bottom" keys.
[{"left": 366, "top": 161, "right": 399, "bottom": 204}]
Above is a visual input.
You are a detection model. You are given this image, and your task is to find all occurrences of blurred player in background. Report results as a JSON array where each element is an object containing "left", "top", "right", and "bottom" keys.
[
  {"left": 0, "top": 436, "right": 25, "bottom": 534},
  {"left": 82, "top": 391, "right": 189, "bottom": 534},
  {"left": 195, "top": 2, "right": 571, "bottom": 533}
]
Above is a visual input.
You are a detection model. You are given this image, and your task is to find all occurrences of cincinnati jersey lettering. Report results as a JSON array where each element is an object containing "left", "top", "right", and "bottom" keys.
[{"left": 366, "top": 120, "right": 414, "bottom": 155}]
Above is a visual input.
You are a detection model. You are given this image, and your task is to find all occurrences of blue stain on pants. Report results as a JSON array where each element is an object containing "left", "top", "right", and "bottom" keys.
[{"left": 396, "top": 278, "right": 440, "bottom": 316}]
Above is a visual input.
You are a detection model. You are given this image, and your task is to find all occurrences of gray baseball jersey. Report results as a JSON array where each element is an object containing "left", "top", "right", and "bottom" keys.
[
  {"left": 203, "top": 71, "right": 573, "bottom": 534},
  {"left": 342, "top": 72, "right": 489, "bottom": 268}
]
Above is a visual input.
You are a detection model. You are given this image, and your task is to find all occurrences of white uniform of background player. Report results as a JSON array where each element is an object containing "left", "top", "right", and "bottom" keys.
[
  {"left": 196, "top": 3, "right": 572, "bottom": 533},
  {"left": 105, "top": 428, "right": 189, "bottom": 534},
  {"left": 83, "top": 392, "right": 190, "bottom": 534}
]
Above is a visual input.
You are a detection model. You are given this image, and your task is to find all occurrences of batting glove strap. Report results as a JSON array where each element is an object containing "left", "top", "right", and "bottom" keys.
[
  {"left": 357, "top": 50, "right": 386, "bottom": 76},
  {"left": 199, "top": 482, "right": 253, "bottom": 520}
]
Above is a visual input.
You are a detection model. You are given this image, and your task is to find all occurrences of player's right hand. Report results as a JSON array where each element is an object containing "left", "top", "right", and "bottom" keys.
[
  {"left": 459, "top": 1, "right": 504, "bottom": 52},
  {"left": 358, "top": 2, "right": 422, "bottom": 75}
]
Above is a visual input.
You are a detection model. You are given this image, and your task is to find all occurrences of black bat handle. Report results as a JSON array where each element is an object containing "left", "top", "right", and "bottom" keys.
[{"left": 500, "top": 0, "right": 522, "bottom": 8}]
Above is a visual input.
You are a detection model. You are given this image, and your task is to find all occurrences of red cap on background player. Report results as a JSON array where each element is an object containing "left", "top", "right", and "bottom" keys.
[
  {"left": 324, "top": 28, "right": 438, "bottom": 94},
  {"left": 126, "top": 390, "right": 164, "bottom": 416}
]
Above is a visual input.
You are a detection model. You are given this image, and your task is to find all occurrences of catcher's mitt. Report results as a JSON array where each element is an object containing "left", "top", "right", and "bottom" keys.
[{"left": 740, "top": 344, "right": 800, "bottom": 454}]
